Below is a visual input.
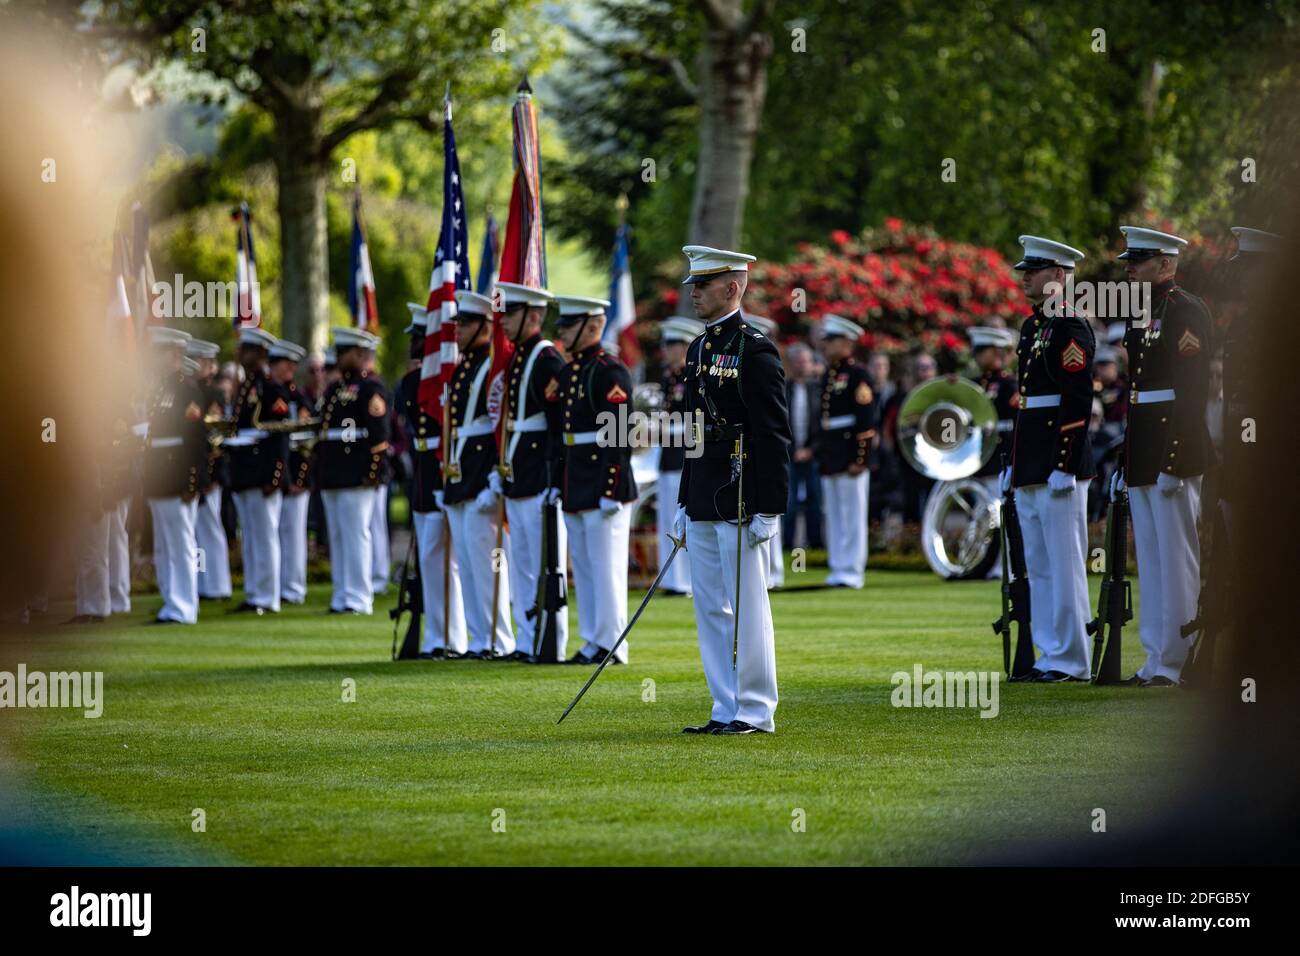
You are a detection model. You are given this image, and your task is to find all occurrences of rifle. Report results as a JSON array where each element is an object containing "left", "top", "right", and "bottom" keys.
[
  {"left": 390, "top": 527, "right": 422, "bottom": 661},
  {"left": 527, "top": 479, "right": 567, "bottom": 663},
  {"left": 990, "top": 469, "right": 1036, "bottom": 680},
  {"left": 1179, "top": 500, "right": 1228, "bottom": 688},
  {"left": 1088, "top": 482, "right": 1132, "bottom": 684}
]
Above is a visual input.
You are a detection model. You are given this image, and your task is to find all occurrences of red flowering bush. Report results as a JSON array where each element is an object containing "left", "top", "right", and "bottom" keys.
[{"left": 745, "top": 219, "right": 1028, "bottom": 354}]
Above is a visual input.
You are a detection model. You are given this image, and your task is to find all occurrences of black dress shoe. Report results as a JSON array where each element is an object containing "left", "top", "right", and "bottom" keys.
[
  {"left": 715, "top": 720, "right": 771, "bottom": 735},
  {"left": 590, "top": 648, "right": 623, "bottom": 666},
  {"left": 566, "top": 651, "right": 597, "bottom": 665},
  {"left": 61, "top": 614, "right": 106, "bottom": 625},
  {"left": 1027, "top": 669, "right": 1073, "bottom": 683},
  {"left": 505, "top": 650, "right": 531, "bottom": 662},
  {"left": 1141, "top": 675, "right": 1177, "bottom": 688},
  {"left": 681, "top": 720, "right": 728, "bottom": 735},
  {"left": 1116, "top": 673, "right": 1146, "bottom": 686},
  {"left": 150, "top": 616, "right": 183, "bottom": 625}
]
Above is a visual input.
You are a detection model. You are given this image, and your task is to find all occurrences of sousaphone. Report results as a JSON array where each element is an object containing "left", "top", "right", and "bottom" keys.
[{"left": 896, "top": 377, "right": 1002, "bottom": 579}]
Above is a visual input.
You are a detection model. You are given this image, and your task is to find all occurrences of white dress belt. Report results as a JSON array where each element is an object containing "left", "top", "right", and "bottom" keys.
[
  {"left": 320, "top": 427, "right": 370, "bottom": 441},
  {"left": 1022, "top": 394, "right": 1061, "bottom": 409},
  {"left": 412, "top": 436, "right": 441, "bottom": 452},
  {"left": 1130, "top": 387, "right": 1176, "bottom": 405},
  {"left": 563, "top": 431, "right": 600, "bottom": 446},
  {"left": 996, "top": 420, "right": 1015, "bottom": 432},
  {"left": 149, "top": 436, "right": 183, "bottom": 448},
  {"left": 457, "top": 416, "right": 496, "bottom": 438},
  {"left": 222, "top": 428, "right": 270, "bottom": 447},
  {"left": 822, "top": 414, "right": 856, "bottom": 430},
  {"left": 507, "top": 413, "right": 548, "bottom": 433}
]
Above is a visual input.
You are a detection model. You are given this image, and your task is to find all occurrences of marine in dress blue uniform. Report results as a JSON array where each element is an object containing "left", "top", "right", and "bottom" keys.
[
  {"left": 1008, "top": 235, "right": 1095, "bottom": 682},
  {"left": 315, "top": 326, "right": 391, "bottom": 615},
  {"left": 672, "top": 246, "right": 791, "bottom": 734},
  {"left": 655, "top": 316, "right": 704, "bottom": 596},
  {"left": 815, "top": 313, "right": 877, "bottom": 589},
  {"left": 555, "top": 294, "right": 637, "bottom": 665},
  {"left": 1115, "top": 226, "right": 1212, "bottom": 686}
]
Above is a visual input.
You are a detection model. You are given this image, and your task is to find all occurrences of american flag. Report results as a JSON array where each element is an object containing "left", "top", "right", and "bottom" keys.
[
  {"left": 417, "top": 99, "right": 472, "bottom": 450},
  {"left": 130, "top": 203, "right": 158, "bottom": 334},
  {"left": 232, "top": 202, "right": 261, "bottom": 329},
  {"left": 604, "top": 222, "right": 641, "bottom": 368},
  {"left": 476, "top": 212, "right": 499, "bottom": 295},
  {"left": 349, "top": 193, "right": 380, "bottom": 332}
]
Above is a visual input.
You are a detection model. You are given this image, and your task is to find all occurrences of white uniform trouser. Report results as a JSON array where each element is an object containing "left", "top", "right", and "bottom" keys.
[
  {"left": 564, "top": 505, "right": 631, "bottom": 662},
  {"left": 686, "top": 519, "right": 779, "bottom": 731},
  {"left": 233, "top": 488, "right": 282, "bottom": 612},
  {"left": 195, "top": 485, "right": 232, "bottom": 599},
  {"left": 1014, "top": 483, "right": 1091, "bottom": 679},
  {"left": 371, "top": 484, "right": 391, "bottom": 593},
  {"left": 655, "top": 470, "right": 691, "bottom": 594},
  {"left": 76, "top": 498, "right": 132, "bottom": 617},
  {"left": 322, "top": 487, "right": 376, "bottom": 614},
  {"left": 148, "top": 496, "right": 199, "bottom": 624},
  {"left": 768, "top": 524, "right": 785, "bottom": 588},
  {"left": 413, "top": 510, "right": 468, "bottom": 654},
  {"left": 981, "top": 476, "right": 1003, "bottom": 579},
  {"left": 106, "top": 497, "right": 131, "bottom": 612},
  {"left": 1129, "top": 478, "right": 1202, "bottom": 682},
  {"left": 506, "top": 493, "right": 569, "bottom": 658},
  {"left": 445, "top": 500, "right": 514, "bottom": 654},
  {"left": 821, "top": 471, "right": 869, "bottom": 588},
  {"left": 278, "top": 490, "right": 310, "bottom": 604}
]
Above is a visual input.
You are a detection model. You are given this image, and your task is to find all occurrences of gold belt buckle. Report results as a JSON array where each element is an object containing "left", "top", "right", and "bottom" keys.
[
  {"left": 564, "top": 433, "right": 576, "bottom": 446},
  {"left": 691, "top": 420, "right": 702, "bottom": 447}
]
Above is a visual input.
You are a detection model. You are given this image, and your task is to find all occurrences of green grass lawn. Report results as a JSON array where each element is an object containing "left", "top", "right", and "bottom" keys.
[{"left": 2, "top": 565, "right": 1199, "bottom": 865}]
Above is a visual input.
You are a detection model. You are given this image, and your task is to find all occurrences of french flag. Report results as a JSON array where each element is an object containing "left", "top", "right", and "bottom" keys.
[{"left": 349, "top": 193, "right": 380, "bottom": 332}]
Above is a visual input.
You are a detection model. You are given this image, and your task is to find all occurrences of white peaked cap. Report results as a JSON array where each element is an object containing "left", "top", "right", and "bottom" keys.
[
  {"left": 681, "top": 245, "right": 757, "bottom": 283},
  {"left": 1118, "top": 226, "right": 1188, "bottom": 259},
  {"left": 150, "top": 326, "right": 192, "bottom": 348},
  {"left": 405, "top": 302, "right": 428, "bottom": 334},
  {"left": 238, "top": 326, "right": 278, "bottom": 350},
  {"left": 554, "top": 295, "right": 611, "bottom": 319},
  {"left": 269, "top": 339, "right": 306, "bottom": 362},
  {"left": 1015, "top": 235, "right": 1086, "bottom": 270},
  {"left": 1230, "top": 226, "right": 1284, "bottom": 260},
  {"left": 968, "top": 326, "right": 1016, "bottom": 349},
  {"left": 454, "top": 289, "right": 494, "bottom": 316},
  {"left": 332, "top": 326, "right": 380, "bottom": 350},
  {"left": 661, "top": 316, "right": 704, "bottom": 343},
  {"left": 820, "top": 313, "right": 864, "bottom": 340},
  {"left": 185, "top": 338, "right": 220, "bottom": 359},
  {"left": 496, "top": 281, "right": 554, "bottom": 308}
]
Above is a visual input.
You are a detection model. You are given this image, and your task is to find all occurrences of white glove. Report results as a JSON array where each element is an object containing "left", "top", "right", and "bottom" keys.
[
  {"left": 672, "top": 505, "right": 688, "bottom": 540},
  {"left": 434, "top": 490, "right": 446, "bottom": 510},
  {"left": 473, "top": 486, "right": 498, "bottom": 513},
  {"left": 1047, "top": 469, "right": 1076, "bottom": 496},
  {"left": 545, "top": 486, "right": 562, "bottom": 504},
  {"left": 1157, "top": 472, "right": 1184, "bottom": 496},
  {"left": 1107, "top": 470, "right": 1126, "bottom": 498},
  {"left": 599, "top": 497, "right": 621, "bottom": 519},
  {"left": 746, "top": 513, "right": 780, "bottom": 548},
  {"left": 488, "top": 469, "right": 504, "bottom": 495},
  {"left": 999, "top": 467, "right": 1012, "bottom": 494}
]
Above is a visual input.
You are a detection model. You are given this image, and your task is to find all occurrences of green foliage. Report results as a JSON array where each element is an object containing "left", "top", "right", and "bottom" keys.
[{"left": 551, "top": 0, "right": 1299, "bottom": 288}]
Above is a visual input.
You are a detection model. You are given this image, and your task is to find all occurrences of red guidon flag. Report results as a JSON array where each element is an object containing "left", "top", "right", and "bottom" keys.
[{"left": 492, "top": 77, "right": 549, "bottom": 439}]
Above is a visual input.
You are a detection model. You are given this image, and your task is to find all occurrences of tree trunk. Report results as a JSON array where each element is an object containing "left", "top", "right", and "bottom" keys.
[
  {"left": 688, "top": 6, "right": 772, "bottom": 249},
  {"left": 272, "top": 107, "right": 330, "bottom": 355}
]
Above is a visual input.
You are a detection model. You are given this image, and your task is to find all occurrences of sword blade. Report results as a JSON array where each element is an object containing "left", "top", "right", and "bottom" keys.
[{"left": 557, "top": 535, "right": 686, "bottom": 724}]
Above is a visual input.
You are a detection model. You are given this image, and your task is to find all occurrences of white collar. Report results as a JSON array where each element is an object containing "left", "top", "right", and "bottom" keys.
[{"left": 706, "top": 309, "right": 742, "bottom": 328}]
